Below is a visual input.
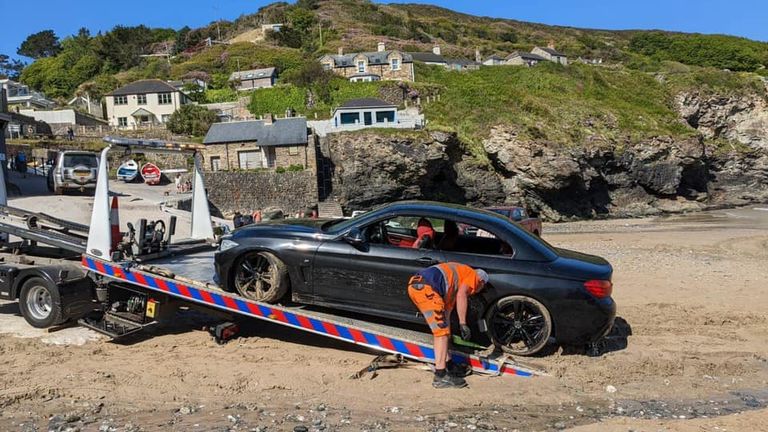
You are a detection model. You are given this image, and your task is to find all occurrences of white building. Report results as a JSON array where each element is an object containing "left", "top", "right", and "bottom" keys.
[
  {"left": 0, "top": 79, "right": 56, "bottom": 110},
  {"left": 105, "top": 79, "right": 190, "bottom": 129}
]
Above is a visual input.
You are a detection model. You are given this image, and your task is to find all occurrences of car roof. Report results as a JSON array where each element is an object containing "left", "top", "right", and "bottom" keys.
[{"left": 339, "top": 201, "right": 556, "bottom": 261}]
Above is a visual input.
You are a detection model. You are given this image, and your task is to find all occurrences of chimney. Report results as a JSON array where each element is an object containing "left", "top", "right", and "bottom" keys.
[
  {"left": 377, "top": 41, "right": 386, "bottom": 52},
  {"left": 264, "top": 113, "right": 274, "bottom": 125},
  {"left": 285, "top": 108, "right": 293, "bottom": 118},
  {"left": 338, "top": 46, "right": 344, "bottom": 56},
  {"left": 475, "top": 48, "right": 481, "bottom": 63},
  {"left": 547, "top": 40, "right": 556, "bottom": 49},
  {"left": 432, "top": 44, "right": 441, "bottom": 56}
]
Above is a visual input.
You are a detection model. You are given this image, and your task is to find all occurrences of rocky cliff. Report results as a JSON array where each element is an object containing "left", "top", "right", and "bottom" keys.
[{"left": 323, "top": 91, "right": 768, "bottom": 221}]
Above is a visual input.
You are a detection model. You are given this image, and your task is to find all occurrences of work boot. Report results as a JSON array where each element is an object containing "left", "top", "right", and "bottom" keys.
[
  {"left": 446, "top": 361, "right": 472, "bottom": 377},
  {"left": 432, "top": 373, "right": 467, "bottom": 389}
]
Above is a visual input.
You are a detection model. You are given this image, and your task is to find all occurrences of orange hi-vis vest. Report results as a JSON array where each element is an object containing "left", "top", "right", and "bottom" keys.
[{"left": 417, "top": 262, "right": 482, "bottom": 311}]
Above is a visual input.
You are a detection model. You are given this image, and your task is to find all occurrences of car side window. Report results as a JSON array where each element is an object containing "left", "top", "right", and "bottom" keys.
[
  {"left": 447, "top": 221, "right": 514, "bottom": 257},
  {"left": 511, "top": 208, "right": 524, "bottom": 220}
]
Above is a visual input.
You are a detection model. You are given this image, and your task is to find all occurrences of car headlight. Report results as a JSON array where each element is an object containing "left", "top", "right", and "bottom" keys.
[{"left": 219, "top": 238, "right": 239, "bottom": 252}]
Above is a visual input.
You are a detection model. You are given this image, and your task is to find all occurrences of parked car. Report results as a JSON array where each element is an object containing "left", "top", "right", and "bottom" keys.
[
  {"left": 47, "top": 151, "right": 99, "bottom": 194},
  {"left": 214, "top": 201, "right": 615, "bottom": 356},
  {"left": 487, "top": 206, "right": 542, "bottom": 236}
]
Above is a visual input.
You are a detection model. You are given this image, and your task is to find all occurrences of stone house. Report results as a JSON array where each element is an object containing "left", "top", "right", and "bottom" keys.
[
  {"left": 105, "top": 79, "right": 190, "bottom": 129},
  {"left": 229, "top": 67, "right": 277, "bottom": 91},
  {"left": 201, "top": 115, "right": 312, "bottom": 172},
  {"left": 531, "top": 46, "right": 568, "bottom": 65},
  {"left": 483, "top": 55, "right": 506, "bottom": 66},
  {"left": 332, "top": 98, "right": 398, "bottom": 129},
  {"left": 505, "top": 51, "right": 548, "bottom": 67},
  {"left": 319, "top": 42, "right": 415, "bottom": 82},
  {"left": 409, "top": 45, "right": 447, "bottom": 66}
]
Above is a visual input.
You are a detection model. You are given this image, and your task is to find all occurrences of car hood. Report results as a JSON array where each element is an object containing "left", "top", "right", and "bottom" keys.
[{"left": 230, "top": 219, "right": 329, "bottom": 240}]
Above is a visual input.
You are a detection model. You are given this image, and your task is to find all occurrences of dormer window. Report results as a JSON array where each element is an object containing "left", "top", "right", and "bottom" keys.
[
  {"left": 357, "top": 61, "right": 365, "bottom": 73},
  {"left": 391, "top": 58, "right": 400, "bottom": 71}
]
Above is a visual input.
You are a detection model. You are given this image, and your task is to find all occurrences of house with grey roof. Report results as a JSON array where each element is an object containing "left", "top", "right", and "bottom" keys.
[
  {"left": 0, "top": 79, "right": 56, "bottom": 110},
  {"left": 105, "top": 79, "right": 190, "bottom": 129},
  {"left": 483, "top": 55, "right": 506, "bottom": 66},
  {"left": 532, "top": 46, "right": 568, "bottom": 65},
  {"left": 409, "top": 46, "right": 447, "bottom": 66},
  {"left": 319, "top": 42, "right": 415, "bottom": 82},
  {"left": 201, "top": 115, "right": 311, "bottom": 172},
  {"left": 505, "top": 51, "right": 548, "bottom": 67},
  {"left": 307, "top": 97, "right": 423, "bottom": 136},
  {"left": 229, "top": 67, "right": 277, "bottom": 91}
]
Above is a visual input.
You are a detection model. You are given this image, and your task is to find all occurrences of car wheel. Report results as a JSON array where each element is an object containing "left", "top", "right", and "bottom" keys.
[
  {"left": 18, "top": 277, "right": 65, "bottom": 328},
  {"left": 233, "top": 251, "right": 289, "bottom": 303},
  {"left": 485, "top": 295, "right": 552, "bottom": 356}
]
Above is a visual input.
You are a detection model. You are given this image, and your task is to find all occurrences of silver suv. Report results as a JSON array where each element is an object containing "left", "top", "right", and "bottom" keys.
[{"left": 47, "top": 151, "right": 99, "bottom": 194}]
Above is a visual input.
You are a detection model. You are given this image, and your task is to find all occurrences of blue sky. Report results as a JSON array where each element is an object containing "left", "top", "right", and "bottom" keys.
[{"left": 1, "top": 0, "right": 766, "bottom": 62}]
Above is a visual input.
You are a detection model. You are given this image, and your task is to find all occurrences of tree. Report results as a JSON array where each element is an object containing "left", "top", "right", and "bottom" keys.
[
  {"left": 17, "top": 30, "right": 61, "bottom": 59},
  {"left": 166, "top": 104, "right": 218, "bottom": 136},
  {"left": 0, "top": 54, "right": 26, "bottom": 80}
]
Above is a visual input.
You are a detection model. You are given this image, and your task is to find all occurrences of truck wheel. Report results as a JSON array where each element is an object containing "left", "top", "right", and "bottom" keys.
[
  {"left": 18, "top": 277, "right": 65, "bottom": 328},
  {"left": 54, "top": 185, "right": 64, "bottom": 195},
  {"left": 233, "top": 251, "right": 289, "bottom": 303}
]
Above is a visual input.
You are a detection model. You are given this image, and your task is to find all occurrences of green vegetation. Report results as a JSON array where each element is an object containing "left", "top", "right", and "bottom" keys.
[
  {"left": 628, "top": 32, "right": 768, "bottom": 72},
  {"left": 416, "top": 63, "right": 695, "bottom": 155},
  {"left": 166, "top": 104, "right": 219, "bottom": 137},
  {"left": 275, "top": 164, "right": 305, "bottom": 173},
  {"left": 17, "top": 30, "right": 61, "bottom": 59},
  {"left": 248, "top": 78, "right": 394, "bottom": 118}
]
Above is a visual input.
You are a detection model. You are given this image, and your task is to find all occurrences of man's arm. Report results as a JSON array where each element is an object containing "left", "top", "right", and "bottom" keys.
[{"left": 456, "top": 284, "right": 469, "bottom": 325}]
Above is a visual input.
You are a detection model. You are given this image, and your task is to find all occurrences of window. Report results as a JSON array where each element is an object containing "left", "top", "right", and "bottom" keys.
[
  {"left": 158, "top": 93, "right": 173, "bottom": 104},
  {"left": 375, "top": 110, "right": 395, "bottom": 123},
  {"left": 137, "top": 94, "right": 147, "bottom": 105},
  {"left": 391, "top": 58, "right": 400, "bottom": 70},
  {"left": 322, "top": 63, "right": 332, "bottom": 70},
  {"left": 339, "top": 112, "right": 360, "bottom": 125},
  {"left": 114, "top": 96, "right": 128, "bottom": 105},
  {"left": 118, "top": 117, "right": 128, "bottom": 127},
  {"left": 288, "top": 146, "right": 299, "bottom": 156},
  {"left": 210, "top": 156, "right": 221, "bottom": 172},
  {"left": 238, "top": 149, "right": 263, "bottom": 170},
  {"left": 357, "top": 61, "right": 365, "bottom": 73}
]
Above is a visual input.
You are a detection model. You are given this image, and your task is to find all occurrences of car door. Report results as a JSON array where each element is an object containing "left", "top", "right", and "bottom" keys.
[{"left": 312, "top": 216, "right": 446, "bottom": 320}]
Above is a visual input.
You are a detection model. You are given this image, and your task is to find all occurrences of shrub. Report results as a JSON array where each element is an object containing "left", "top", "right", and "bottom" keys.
[{"left": 166, "top": 104, "right": 218, "bottom": 136}]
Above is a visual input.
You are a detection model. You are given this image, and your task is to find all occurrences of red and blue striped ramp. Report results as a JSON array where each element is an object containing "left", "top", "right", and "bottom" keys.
[{"left": 82, "top": 256, "right": 540, "bottom": 377}]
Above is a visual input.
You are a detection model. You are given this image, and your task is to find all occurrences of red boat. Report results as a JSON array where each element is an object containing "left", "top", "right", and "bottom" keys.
[{"left": 140, "top": 162, "right": 162, "bottom": 185}]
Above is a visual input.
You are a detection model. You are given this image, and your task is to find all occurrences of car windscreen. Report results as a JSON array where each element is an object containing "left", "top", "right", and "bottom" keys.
[{"left": 63, "top": 154, "right": 98, "bottom": 168}]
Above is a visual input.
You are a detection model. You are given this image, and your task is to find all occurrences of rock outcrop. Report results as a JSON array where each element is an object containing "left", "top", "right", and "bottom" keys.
[
  {"left": 676, "top": 91, "right": 768, "bottom": 150},
  {"left": 322, "top": 90, "right": 768, "bottom": 221}
]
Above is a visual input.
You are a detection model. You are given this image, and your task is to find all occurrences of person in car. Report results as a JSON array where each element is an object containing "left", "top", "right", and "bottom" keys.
[{"left": 407, "top": 262, "right": 489, "bottom": 388}]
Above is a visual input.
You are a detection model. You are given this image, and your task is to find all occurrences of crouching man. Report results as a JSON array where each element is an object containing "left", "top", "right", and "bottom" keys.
[{"left": 407, "top": 262, "right": 489, "bottom": 388}]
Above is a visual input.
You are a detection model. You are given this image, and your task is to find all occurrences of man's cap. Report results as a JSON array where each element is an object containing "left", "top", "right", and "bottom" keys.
[{"left": 475, "top": 269, "right": 490, "bottom": 284}]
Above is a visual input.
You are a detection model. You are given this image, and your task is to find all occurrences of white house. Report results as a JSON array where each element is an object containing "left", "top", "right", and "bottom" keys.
[
  {"left": 105, "top": 80, "right": 190, "bottom": 129},
  {"left": 0, "top": 79, "right": 56, "bottom": 110}
]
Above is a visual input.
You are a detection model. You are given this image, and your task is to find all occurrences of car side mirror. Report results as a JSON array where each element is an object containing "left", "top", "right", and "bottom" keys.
[{"left": 343, "top": 228, "right": 366, "bottom": 247}]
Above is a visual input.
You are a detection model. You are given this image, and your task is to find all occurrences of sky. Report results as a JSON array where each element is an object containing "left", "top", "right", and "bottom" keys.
[{"left": 1, "top": 0, "right": 767, "bottom": 63}]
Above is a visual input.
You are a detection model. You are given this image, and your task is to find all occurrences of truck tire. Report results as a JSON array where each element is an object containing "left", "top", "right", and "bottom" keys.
[{"left": 18, "top": 277, "right": 66, "bottom": 328}]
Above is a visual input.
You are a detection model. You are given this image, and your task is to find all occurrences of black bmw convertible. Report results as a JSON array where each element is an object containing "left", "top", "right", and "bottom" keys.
[{"left": 214, "top": 201, "right": 616, "bottom": 356}]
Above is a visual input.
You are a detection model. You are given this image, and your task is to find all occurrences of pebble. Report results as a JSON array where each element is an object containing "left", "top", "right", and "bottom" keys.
[
  {"left": 466, "top": 425, "right": 477, "bottom": 430},
  {"left": 606, "top": 385, "right": 618, "bottom": 393},
  {"left": 446, "top": 421, "right": 459, "bottom": 428},
  {"left": 316, "top": 404, "right": 326, "bottom": 412},
  {"left": 294, "top": 426, "right": 308, "bottom": 432},
  {"left": 554, "top": 421, "right": 567, "bottom": 430},
  {"left": 477, "top": 421, "right": 496, "bottom": 430}
]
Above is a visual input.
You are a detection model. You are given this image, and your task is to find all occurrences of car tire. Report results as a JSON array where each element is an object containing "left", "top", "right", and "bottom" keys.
[
  {"left": 485, "top": 295, "right": 552, "bottom": 356},
  {"left": 232, "top": 251, "right": 289, "bottom": 303},
  {"left": 18, "top": 277, "right": 65, "bottom": 329}
]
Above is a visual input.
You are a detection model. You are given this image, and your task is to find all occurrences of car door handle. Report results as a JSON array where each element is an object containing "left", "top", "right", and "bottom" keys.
[{"left": 416, "top": 257, "right": 439, "bottom": 266}]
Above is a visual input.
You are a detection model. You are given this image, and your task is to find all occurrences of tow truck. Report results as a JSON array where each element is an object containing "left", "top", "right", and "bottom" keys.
[{"left": 0, "top": 137, "right": 543, "bottom": 378}]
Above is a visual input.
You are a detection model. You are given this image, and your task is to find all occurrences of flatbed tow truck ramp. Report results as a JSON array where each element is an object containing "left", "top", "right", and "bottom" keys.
[{"left": 0, "top": 136, "right": 544, "bottom": 378}]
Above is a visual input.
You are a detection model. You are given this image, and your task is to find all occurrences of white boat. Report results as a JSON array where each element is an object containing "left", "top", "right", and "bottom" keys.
[{"left": 116, "top": 159, "right": 139, "bottom": 182}]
